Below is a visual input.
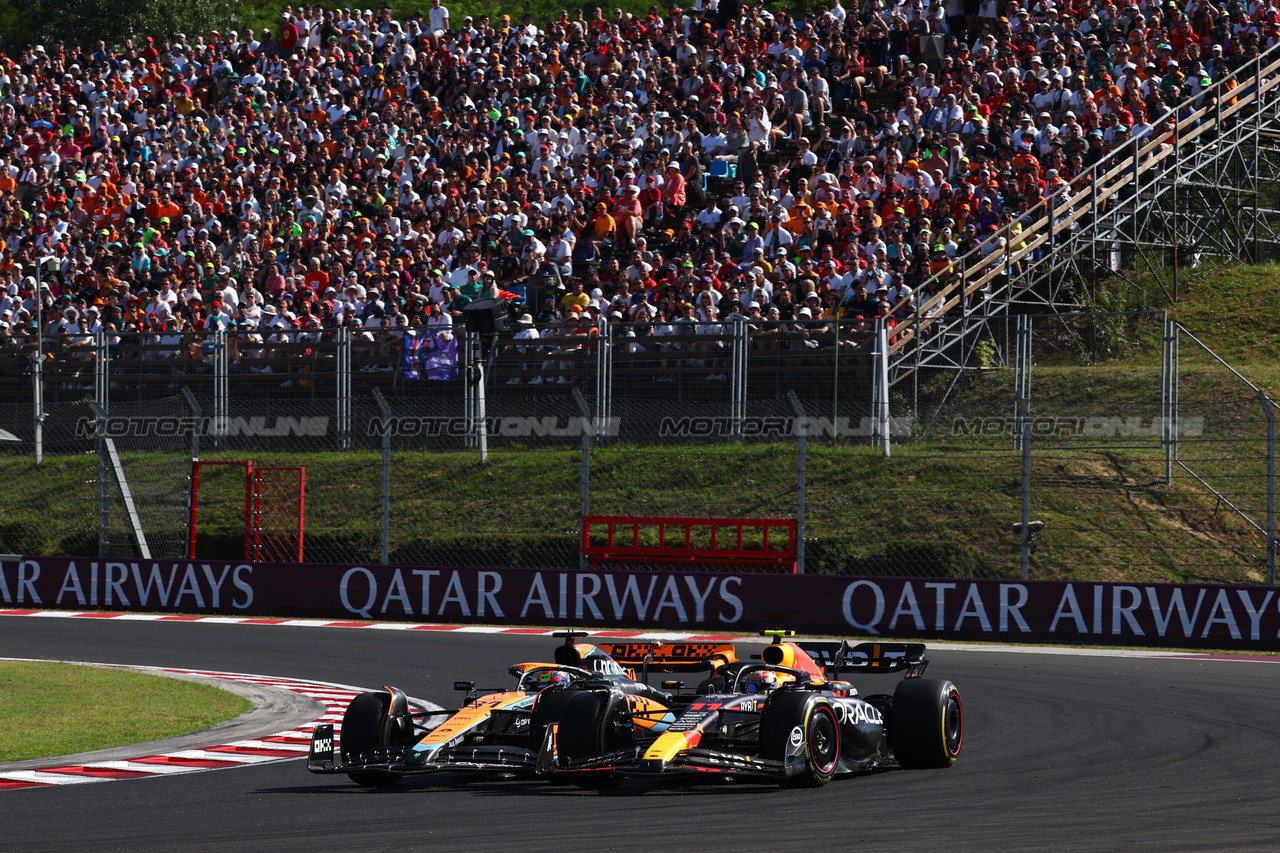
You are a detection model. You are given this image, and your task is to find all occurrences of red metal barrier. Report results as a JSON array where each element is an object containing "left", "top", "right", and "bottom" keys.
[
  {"left": 188, "top": 461, "right": 305, "bottom": 562},
  {"left": 252, "top": 466, "right": 306, "bottom": 563},
  {"left": 582, "top": 516, "right": 797, "bottom": 573},
  {"left": 189, "top": 461, "right": 254, "bottom": 561}
]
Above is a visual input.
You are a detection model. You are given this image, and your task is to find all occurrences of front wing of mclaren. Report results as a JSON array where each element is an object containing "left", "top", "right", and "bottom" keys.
[{"left": 308, "top": 723, "right": 543, "bottom": 777}]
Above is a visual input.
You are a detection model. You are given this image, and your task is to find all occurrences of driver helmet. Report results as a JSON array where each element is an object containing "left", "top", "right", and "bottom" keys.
[
  {"left": 524, "top": 669, "right": 573, "bottom": 693},
  {"left": 743, "top": 670, "right": 793, "bottom": 694}
]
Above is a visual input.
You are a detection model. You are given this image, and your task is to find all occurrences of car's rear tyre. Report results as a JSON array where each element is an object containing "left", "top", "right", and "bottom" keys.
[
  {"left": 341, "top": 691, "right": 402, "bottom": 787},
  {"left": 889, "top": 678, "right": 962, "bottom": 769},
  {"left": 760, "top": 691, "right": 841, "bottom": 787},
  {"left": 557, "top": 691, "right": 629, "bottom": 789}
]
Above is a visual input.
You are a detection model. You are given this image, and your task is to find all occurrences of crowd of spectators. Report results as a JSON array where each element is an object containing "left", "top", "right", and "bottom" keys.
[{"left": 0, "top": 0, "right": 1268, "bottom": 374}]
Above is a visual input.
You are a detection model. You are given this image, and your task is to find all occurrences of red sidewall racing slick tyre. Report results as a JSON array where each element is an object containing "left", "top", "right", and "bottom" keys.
[
  {"left": 760, "top": 691, "right": 841, "bottom": 787},
  {"left": 889, "top": 678, "right": 963, "bottom": 769}
]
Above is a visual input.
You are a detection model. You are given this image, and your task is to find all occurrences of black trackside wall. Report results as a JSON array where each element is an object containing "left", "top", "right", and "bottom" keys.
[{"left": 2, "top": 557, "right": 1279, "bottom": 651}]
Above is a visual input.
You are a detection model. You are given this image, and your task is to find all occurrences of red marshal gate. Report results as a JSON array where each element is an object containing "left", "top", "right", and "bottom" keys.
[{"left": 188, "top": 460, "right": 306, "bottom": 562}]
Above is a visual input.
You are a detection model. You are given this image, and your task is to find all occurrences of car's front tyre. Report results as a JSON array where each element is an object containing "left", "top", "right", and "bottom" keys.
[
  {"left": 341, "top": 691, "right": 403, "bottom": 787},
  {"left": 555, "top": 691, "right": 630, "bottom": 789},
  {"left": 760, "top": 691, "right": 841, "bottom": 787}
]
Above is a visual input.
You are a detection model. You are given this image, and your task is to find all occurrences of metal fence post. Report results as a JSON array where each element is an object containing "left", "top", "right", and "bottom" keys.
[
  {"left": 463, "top": 335, "right": 475, "bottom": 450},
  {"left": 787, "top": 391, "right": 807, "bottom": 575},
  {"left": 595, "top": 320, "right": 612, "bottom": 443},
  {"left": 874, "top": 320, "right": 891, "bottom": 457},
  {"left": 94, "top": 403, "right": 109, "bottom": 558},
  {"left": 1253, "top": 54, "right": 1263, "bottom": 264},
  {"left": 832, "top": 319, "right": 842, "bottom": 442},
  {"left": 1162, "top": 312, "right": 1173, "bottom": 485},
  {"left": 337, "top": 328, "right": 351, "bottom": 451},
  {"left": 729, "top": 317, "right": 747, "bottom": 441},
  {"left": 1173, "top": 323, "right": 1181, "bottom": 466},
  {"left": 1131, "top": 136, "right": 1141, "bottom": 251},
  {"left": 1017, "top": 394, "right": 1032, "bottom": 581},
  {"left": 372, "top": 387, "right": 392, "bottom": 565},
  {"left": 463, "top": 334, "right": 488, "bottom": 459},
  {"left": 870, "top": 322, "right": 880, "bottom": 450},
  {"left": 181, "top": 387, "right": 203, "bottom": 562},
  {"left": 94, "top": 332, "right": 108, "bottom": 411},
  {"left": 1260, "top": 390, "right": 1276, "bottom": 586},
  {"left": 1090, "top": 174, "right": 1099, "bottom": 289},
  {"left": 181, "top": 387, "right": 202, "bottom": 463},
  {"left": 573, "top": 388, "right": 592, "bottom": 571},
  {"left": 474, "top": 335, "right": 488, "bottom": 463},
  {"left": 1004, "top": 219, "right": 1013, "bottom": 296},
  {"left": 32, "top": 340, "right": 44, "bottom": 467},
  {"left": 1013, "top": 315, "right": 1029, "bottom": 451},
  {"left": 214, "top": 328, "right": 228, "bottom": 451}
]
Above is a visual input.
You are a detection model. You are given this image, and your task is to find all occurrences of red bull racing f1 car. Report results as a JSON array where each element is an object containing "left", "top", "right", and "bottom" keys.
[{"left": 536, "top": 632, "right": 962, "bottom": 787}]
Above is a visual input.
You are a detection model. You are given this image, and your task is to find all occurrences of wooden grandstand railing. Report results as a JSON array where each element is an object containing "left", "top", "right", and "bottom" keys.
[{"left": 885, "top": 46, "right": 1280, "bottom": 361}]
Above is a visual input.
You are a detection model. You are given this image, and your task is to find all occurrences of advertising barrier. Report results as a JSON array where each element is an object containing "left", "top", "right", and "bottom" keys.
[{"left": 2, "top": 556, "right": 1278, "bottom": 651}]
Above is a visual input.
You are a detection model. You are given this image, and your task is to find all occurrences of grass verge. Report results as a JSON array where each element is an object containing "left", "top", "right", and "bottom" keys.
[{"left": 0, "top": 661, "right": 251, "bottom": 762}]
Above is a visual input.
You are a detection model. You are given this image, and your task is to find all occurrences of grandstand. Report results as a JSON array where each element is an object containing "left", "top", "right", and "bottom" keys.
[{"left": 3, "top": 1, "right": 1272, "bottom": 378}]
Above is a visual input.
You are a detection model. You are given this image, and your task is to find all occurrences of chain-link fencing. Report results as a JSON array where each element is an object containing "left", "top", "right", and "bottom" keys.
[
  {"left": 584, "top": 321, "right": 800, "bottom": 571},
  {"left": 1013, "top": 312, "right": 1264, "bottom": 583},
  {"left": 1171, "top": 324, "right": 1278, "bottom": 584},
  {"left": 1, "top": 314, "right": 1274, "bottom": 584},
  {"left": 803, "top": 319, "right": 1020, "bottom": 579}
]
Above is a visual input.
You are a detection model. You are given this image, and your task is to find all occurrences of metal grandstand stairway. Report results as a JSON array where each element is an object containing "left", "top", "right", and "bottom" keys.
[{"left": 887, "top": 43, "right": 1280, "bottom": 387}]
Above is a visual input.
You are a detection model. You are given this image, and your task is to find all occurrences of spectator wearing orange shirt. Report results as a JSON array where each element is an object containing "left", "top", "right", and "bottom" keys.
[
  {"left": 303, "top": 257, "right": 330, "bottom": 293},
  {"left": 589, "top": 202, "right": 616, "bottom": 247}
]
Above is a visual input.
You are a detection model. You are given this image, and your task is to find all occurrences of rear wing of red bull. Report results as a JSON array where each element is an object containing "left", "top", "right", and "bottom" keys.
[
  {"left": 796, "top": 641, "right": 929, "bottom": 678},
  {"left": 598, "top": 641, "right": 737, "bottom": 673}
]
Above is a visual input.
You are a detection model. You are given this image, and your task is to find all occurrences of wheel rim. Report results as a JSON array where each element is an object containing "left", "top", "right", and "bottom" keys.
[
  {"left": 944, "top": 693, "right": 963, "bottom": 756},
  {"left": 810, "top": 708, "right": 839, "bottom": 774}
]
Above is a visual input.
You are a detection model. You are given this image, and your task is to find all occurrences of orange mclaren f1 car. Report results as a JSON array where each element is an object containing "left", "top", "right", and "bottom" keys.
[{"left": 306, "top": 631, "right": 731, "bottom": 786}]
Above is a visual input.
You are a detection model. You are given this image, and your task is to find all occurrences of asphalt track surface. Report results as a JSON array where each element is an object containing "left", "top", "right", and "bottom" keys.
[{"left": 3, "top": 618, "right": 1279, "bottom": 852}]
